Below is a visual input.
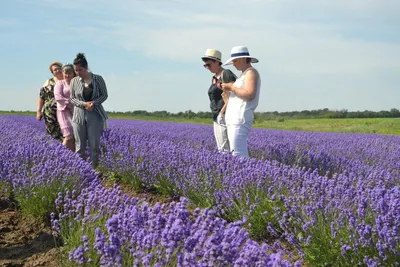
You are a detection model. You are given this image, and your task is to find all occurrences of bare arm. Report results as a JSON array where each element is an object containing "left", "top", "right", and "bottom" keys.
[
  {"left": 36, "top": 98, "right": 44, "bottom": 120},
  {"left": 220, "top": 91, "right": 230, "bottom": 115},
  {"left": 222, "top": 69, "right": 259, "bottom": 101},
  {"left": 220, "top": 101, "right": 228, "bottom": 115}
]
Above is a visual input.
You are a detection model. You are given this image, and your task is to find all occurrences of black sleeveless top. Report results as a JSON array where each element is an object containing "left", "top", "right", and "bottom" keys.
[
  {"left": 207, "top": 69, "right": 237, "bottom": 121},
  {"left": 83, "top": 83, "right": 93, "bottom": 101},
  {"left": 208, "top": 76, "right": 224, "bottom": 122}
]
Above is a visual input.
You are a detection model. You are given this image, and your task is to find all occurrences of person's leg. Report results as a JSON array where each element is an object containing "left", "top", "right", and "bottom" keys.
[
  {"left": 59, "top": 110, "right": 74, "bottom": 151},
  {"left": 65, "top": 110, "right": 75, "bottom": 152},
  {"left": 227, "top": 123, "right": 250, "bottom": 158},
  {"left": 215, "top": 122, "right": 230, "bottom": 152},
  {"left": 214, "top": 121, "right": 229, "bottom": 152},
  {"left": 227, "top": 124, "right": 238, "bottom": 155},
  {"left": 221, "top": 124, "right": 230, "bottom": 152},
  {"left": 236, "top": 123, "right": 250, "bottom": 158},
  {"left": 73, "top": 121, "right": 87, "bottom": 159},
  {"left": 86, "top": 112, "right": 104, "bottom": 168},
  {"left": 63, "top": 135, "right": 75, "bottom": 152}
]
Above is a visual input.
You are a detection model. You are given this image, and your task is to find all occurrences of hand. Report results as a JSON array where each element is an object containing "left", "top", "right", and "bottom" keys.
[
  {"left": 36, "top": 111, "right": 43, "bottom": 121},
  {"left": 221, "top": 82, "right": 233, "bottom": 91},
  {"left": 85, "top": 102, "right": 94, "bottom": 111},
  {"left": 217, "top": 113, "right": 225, "bottom": 125}
]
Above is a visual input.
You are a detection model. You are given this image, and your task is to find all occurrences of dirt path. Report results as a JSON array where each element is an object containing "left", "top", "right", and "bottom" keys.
[
  {"left": 0, "top": 180, "right": 174, "bottom": 267},
  {"left": 0, "top": 197, "right": 60, "bottom": 267}
]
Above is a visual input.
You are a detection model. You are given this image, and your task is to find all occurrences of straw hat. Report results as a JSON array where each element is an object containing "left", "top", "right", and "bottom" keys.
[
  {"left": 201, "top": 49, "right": 222, "bottom": 62},
  {"left": 223, "top": 46, "right": 259, "bottom": 65}
]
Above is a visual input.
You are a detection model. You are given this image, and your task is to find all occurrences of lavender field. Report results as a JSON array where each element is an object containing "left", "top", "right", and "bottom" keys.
[{"left": 0, "top": 115, "right": 399, "bottom": 266}]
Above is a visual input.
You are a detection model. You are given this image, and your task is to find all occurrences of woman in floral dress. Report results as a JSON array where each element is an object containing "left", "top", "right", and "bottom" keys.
[{"left": 36, "top": 61, "right": 64, "bottom": 141}]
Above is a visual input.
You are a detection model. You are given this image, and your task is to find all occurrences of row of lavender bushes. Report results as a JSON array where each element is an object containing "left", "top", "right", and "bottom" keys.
[
  {"left": 0, "top": 115, "right": 97, "bottom": 222},
  {"left": 53, "top": 184, "right": 295, "bottom": 266},
  {"left": 0, "top": 115, "right": 296, "bottom": 266},
  {"left": 97, "top": 119, "right": 399, "bottom": 266}
]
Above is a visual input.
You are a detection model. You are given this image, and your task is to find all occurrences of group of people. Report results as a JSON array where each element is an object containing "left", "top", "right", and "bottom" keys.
[
  {"left": 203, "top": 46, "right": 261, "bottom": 158},
  {"left": 36, "top": 46, "right": 259, "bottom": 168},
  {"left": 36, "top": 53, "right": 108, "bottom": 168}
]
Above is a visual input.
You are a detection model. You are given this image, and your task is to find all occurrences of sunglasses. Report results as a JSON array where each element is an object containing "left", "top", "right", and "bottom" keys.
[{"left": 53, "top": 68, "right": 62, "bottom": 72}]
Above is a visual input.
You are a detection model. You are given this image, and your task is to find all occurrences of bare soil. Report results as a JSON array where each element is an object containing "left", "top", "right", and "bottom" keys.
[
  {"left": 0, "top": 197, "right": 60, "bottom": 267},
  {"left": 0, "top": 180, "right": 176, "bottom": 267},
  {"left": 0, "top": 180, "right": 301, "bottom": 266}
]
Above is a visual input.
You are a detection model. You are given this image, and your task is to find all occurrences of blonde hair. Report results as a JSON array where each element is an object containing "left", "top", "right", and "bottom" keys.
[
  {"left": 49, "top": 61, "right": 62, "bottom": 73},
  {"left": 62, "top": 64, "right": 74, "bottom": 74}
]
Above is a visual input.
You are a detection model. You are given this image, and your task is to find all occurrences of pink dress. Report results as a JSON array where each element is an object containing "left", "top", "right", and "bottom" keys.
[{"left": 54, "top": 80, "right": 74, "bottom": 138}]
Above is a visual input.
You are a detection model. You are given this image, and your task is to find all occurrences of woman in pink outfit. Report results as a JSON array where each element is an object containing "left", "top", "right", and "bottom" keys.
[{"left": 54, "top": 64, "right": 76, "bottom": 151}]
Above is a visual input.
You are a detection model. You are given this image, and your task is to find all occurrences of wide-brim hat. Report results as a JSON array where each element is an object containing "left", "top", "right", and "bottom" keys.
[
  {"left": 201, "top": 48, "right": 222, "bottom": 62},
  {"left": 223, "top": 46, "right": 259, "bottom": 65}
]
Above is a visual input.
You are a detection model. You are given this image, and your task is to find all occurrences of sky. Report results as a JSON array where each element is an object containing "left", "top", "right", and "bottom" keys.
[{"left": 1, "top": 0, "right": 399, "bottom": 113}]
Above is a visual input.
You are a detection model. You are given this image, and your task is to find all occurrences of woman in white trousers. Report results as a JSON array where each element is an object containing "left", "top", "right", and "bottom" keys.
[
  {"left": 221, "top": 46, "right": 261, "bottom": 158},
  {"left": 201, "top": 48, "right": 236, "bottom": 153}
]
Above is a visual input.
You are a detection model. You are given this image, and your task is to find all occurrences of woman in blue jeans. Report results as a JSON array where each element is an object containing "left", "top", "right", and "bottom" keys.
[
  {"left": 221, "top": 46, "right": 261, "bottom": 158},
  {"left": 70, "top": 53, "right": 108, "bottom": 168}
]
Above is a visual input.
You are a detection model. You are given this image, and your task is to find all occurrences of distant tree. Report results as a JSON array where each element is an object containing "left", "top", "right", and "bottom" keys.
[
  {"left": 132, "top": 110, "right": 149, "bottom": 116},
  {"left": 102, "top": 108, "right": 400, "bottom": 120},
  {"left": 184, "top": 110, "right": 196, "bottom": 119},
  {"left": 153, "top": 110, "right": 170, "bottom": 117},
  {"left": 390, "top": 108, "right": 400, "bottom": 117}
]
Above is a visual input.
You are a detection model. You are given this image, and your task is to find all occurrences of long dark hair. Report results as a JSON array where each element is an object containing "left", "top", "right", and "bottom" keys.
[{"left": 73, "top": 53, "right": 88, "bottom": 68}]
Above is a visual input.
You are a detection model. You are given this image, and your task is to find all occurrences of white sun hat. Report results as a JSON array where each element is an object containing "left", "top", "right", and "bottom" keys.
[
  {"left": 201, "top": 49, "right": 222, "bottom": 62},
  {"left": 223, "top": 46, "right": 259, "bottom": 65}
]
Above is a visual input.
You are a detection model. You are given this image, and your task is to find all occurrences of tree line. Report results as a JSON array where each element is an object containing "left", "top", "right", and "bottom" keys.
[
  {"left": 2, "top": 108, "right": 399, "bottom": 120},
  {"left": 108, "top": 108, "right": 400, "bottom": 119}
]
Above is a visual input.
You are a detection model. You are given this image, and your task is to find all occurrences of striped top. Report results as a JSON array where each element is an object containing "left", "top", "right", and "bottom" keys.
[{"left": 70, "top": 73, "right": 108, "bottom": 125}]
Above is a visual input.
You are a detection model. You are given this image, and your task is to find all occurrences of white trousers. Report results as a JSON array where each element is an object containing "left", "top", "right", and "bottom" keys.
[
  {"left": 227, "top": 121, "right": 252, "bottom": 158},
  {"left": 213, "top": 121, "right": 230, "bottom": 152}
]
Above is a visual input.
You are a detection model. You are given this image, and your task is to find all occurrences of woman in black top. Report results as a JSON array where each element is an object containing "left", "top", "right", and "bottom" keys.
[
  {"left": 201, "top": 49, "right": 236, "bottom": 152},
  {"left": 70, "top": 53, "right": 108, "bottom": 168}
]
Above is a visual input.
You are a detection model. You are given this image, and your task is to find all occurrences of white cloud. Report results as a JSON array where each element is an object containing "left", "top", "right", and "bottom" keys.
[
  {"left": 2, "top": 0, "right": 399, "bottom": 113},
  {"left": 0, "top": 18, "right": 19, "bottom": 27},
  {"left": 18, "top": 0, "right": 100, "bottom": 9},
  {"left": 26, "top": 0, "right": 400, "bottom": 75},
  {"left": 111, "top": 21, "right": 400, "bottom": 75}
]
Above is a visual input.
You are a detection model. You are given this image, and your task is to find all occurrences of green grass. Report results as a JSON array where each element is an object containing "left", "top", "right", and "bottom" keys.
[
  {"left": 109, "top": 113, "right": 212, "bottom": 125},
  {"left": 2, "top": 111, "right": 400, "bottom": 135},
  {"left": 15, "top": 176, "right": 81, "bottom": 224},
  {"left": 107, "top": 114, "right": 400, "bottom": 135},
  {"left": 253, "top": 117, "right": 400, "bottom": 135},
  {"left": 0, "top": 110, "right": 36, "bottom": 116}
]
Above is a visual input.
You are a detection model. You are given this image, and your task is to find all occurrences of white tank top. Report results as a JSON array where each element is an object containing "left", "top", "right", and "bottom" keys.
[{"left": 225, "top": 67, "right": 261, "bottom": 125}]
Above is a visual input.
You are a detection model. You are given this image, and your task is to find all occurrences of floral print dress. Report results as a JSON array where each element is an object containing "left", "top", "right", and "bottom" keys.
[{"left": 39, "top": 78, "right": 63, "bottom": 141}]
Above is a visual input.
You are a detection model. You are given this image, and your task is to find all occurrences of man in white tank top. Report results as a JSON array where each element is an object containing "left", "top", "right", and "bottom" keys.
[{"left": 221, "top": 46, "right": 261, "bottom": 158}]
